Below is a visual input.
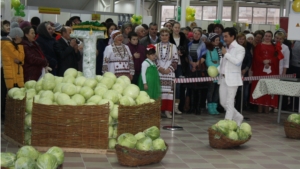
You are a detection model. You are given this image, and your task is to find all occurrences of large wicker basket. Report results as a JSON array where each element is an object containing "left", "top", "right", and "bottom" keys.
[
  {"left": 284, "top": 121, "right": 300, "bottom": 139},
  {"left": 117, "top": 99, "right": 161, "bottom": 137},
  {"left": 208, "top": 128, "right": 251, "bottom": 149},
  {"left": 115, "top": 143, "right": 168, "bottom": 167},
  {"left": 4, "top": 96, "right": 26, "bottom": 145},
  {"left": 31, "top": 103, "right": 110, "bottom": 149}
]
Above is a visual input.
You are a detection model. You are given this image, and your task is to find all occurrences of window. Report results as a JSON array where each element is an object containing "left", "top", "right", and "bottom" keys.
[
  {"left": 203, "top": 6, "right": 217, "bottom": 21},
  {"left": 222, "top": 7, "right": 232, "bottom": 21},
  {"left": 238, "top": 7, "right": 252, "bottom": 23},
  {"left": 190, "top": 6, "right": 203, "bottom": 20},
  {"left": 253, "top": 8, "right": 267, "bottom": 24},
  {"left": 267, "top": 8, "right": 280, "bottom": 24},
  {"left": 161, "top": 6, "right": 175, "bottom": 27}
]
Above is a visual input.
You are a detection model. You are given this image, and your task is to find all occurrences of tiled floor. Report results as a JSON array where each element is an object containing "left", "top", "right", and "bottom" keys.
[{"left": 1, "top": 110, "right": 300, "bottom": 169}]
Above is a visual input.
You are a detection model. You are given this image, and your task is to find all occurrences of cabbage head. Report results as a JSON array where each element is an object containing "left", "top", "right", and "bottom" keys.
[
  {"left": 74, "top": 76, "right": 86, "bottom": 86},
  {"left": 14, "top": 157, "right": 35, "bottom": 169},
  {"left": 108, "top": 125, "right": 114, "bottom": 138},
  {"left": 237, "top": 128, "right": 249, "bottom": 140},
  {"left": 25, "top": 89, "right": 36, "bottom": 100},
  {"left": 100, "top": 77, "right": 114, "bottom": 89},
  {"left": 109, "top": 138, "right": 117, "bottom": 149},
  {"left": 12, "top": 90, "right": 25, "bottom": 100},
  {"left": 112, "top": 83, "right": 124, "bottom": 94},
  {"left": 25, "top": 129, "right": 31, "bottom": 145},
  {"left": 57, "top": 93, "right": 71, "bottom": 105},
  {"left": 8, "top": 87, "right": 19, "bottom": 98},
  {"left": 136, "top": 137, "right": 153, "bottom": 151},
  {"left": 61, "top": 83, "right": 77, "bottom": 96},
  {"left": 60, "top": 99, "right": 77, "bottom": 106},
  {"left": 226, "top": 131, "right": 238, "bottom": 141},
  {"left": 227, "top": 120, "right": 238, "bottom": 131},
  {"left": 103, "top": 72, "right": 117, "bottom": 83},
  {"left": 62, "top": 75, "right": 75, "bottom": 84},
  {"left": 94, "top": 86, "right": 108, "bottom": 97},
  {"left": 71, "top": 94, "right": 86, "bottom": 105},
  {"left": 1, "top": 152, "right": 16, "bottom": 167},
  {"left": 33, "top": 95, "right": 40, "bottom": 103},
  {"left": 53, "top": 92, "right": 61, "bottom": 102},
  {"left": 36, "top": 153, "right": 58, "bottom": 169},
  {"left": 53, "top": 83, "right": 65, "bottom": 93},
  {"left": 110, "top": 105, "right": 119, "bottom": 119},
  {"left": 150, "top": 99, "right": 155, "bottom": 103},
  {"left": 64, "top": 68, "right": 78, "bottom": 78},
  {"left": 75, "top": 86, "right": 81, "bottom": 94},
  {"left": 85, "top": 102, "right": 96, "bottom": 105},
  {"left": 46, "top": 146, "right": 64, "bottom": 165},
  {"left": 80, "top": 86, "right": 94, "bottom": 100},
  {"left": 87, "top": 95, "right": 102, "bottom": 104},
  {"left": 239, "top": 122, "right": 252, "bottom": 136},
  {"left": 24, "top": 80, "right": 36, "bottom": 90},
  {"left": 144, "top": 126, "right": 160, "bottom": 140},
  {"left": 123, "top": 84, "right": 140, "bottom": 99},
  {"left": 216, "top": 120, "right": 229, "bottom": 135},
  {"left": 113, "top": 126, "right": 118, "bottom": 138},
  {"left": 77, "top": 71, "right": 83, "bottom": 77},
  {"left": 35, "top": 79, "right": 43, "bottom": 93},
  {"left": 44, "top": 73, "right": 55, "bottom": 81},
  {"left": 54, "top": 77, "right": 63, "bottom": 85},
  {"left": 119, "top": 96, "right": 136, "bottom": 106},
  {"left": 103, "top": 90, "right": 119, "bottom": 103},
  {"left": 139, "top": 91, "right": 149, "bottom": 97},
  {"left": 16, "top": 146, "right": 39, "bottom": 160},
  {"left": 98, "top": 99, "right": 114, "bottom": 111},
  {"left": 117, "top": 133, "right": 137, "bottom": 148},
  {"left": 42, "top": 79, "right": 56, "bottom": 91},
  {"left": 134, "top": 132, "right": 145, "bottom": 140},
  {"left": 95, "top": 75, "right": 103, "bottom": 82},
  {"left": 37, "top": 98, "right": 53, "bottom": 105},
  {"left": 84, "top": 78, "right": 97, "bottom": 89},
  {"left": 26, "top": 99, "right": 33, "bottom": 114},
  {"left": 25, "top": 114, "right": 32, "bottom": 128},
  {"left": 152, "top": 138, "right": 167, "bottom": 151},
  {"left": 96, "top": 83, "right": 108, "bottom": 89},
  {"left": 40, "top": 90, "right": 54, "bottom": 101},
  {"left": 136, "top": 95, "right": 150, "bottom": 105},
  {"left": 287, "top": 113, "right": 300, "bottom": 124},
  {"left": 118, "top": 75, "right": 131, "bottom": 85}
]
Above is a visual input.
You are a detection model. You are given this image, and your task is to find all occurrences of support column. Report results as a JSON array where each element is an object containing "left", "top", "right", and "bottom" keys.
[
  {"left": 217, "top": 0, "right": 223, "bottom": 20},
  {"left": 285, "top": 0, "right": 291, "bottom": 16},
  {"left": 280, "top": 0, "right": 285, "bottom": 16},
  {"left": 232, "top": 2, "right": 239, "bottom": 23},
  {"left": 180, "top": 0, "right": 190, "bottom": 27},
  {"left": 135, "top": 0, "right": 141, "bottom": 15},
  {"left": 2, "top": 0, "right": 12, "bottom": 20},
  {"left": 110, "top": 0, "right": 114, "bottom": 12}
]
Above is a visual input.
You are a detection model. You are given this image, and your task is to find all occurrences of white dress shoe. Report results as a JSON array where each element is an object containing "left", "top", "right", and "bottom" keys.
[{"left": 175, "top": 103, "right": 182, "bottom": 114}]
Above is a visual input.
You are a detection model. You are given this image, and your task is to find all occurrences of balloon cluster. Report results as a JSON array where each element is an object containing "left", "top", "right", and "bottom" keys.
[
  {"left": 275, "top": 24, "right": 280, "bottom": 30},
  {"left": 292, "top": 0, "right": 300, "bottom": 12},
  {"left": 176, "top": 6, "right": 181, "bottom": 21},
  {"left": 12, "top": 0, "right": 25, "bottom": 17},
  {"left": 130, "top": 15, "right": 143, "bottom": 25},
  {"left": 186, "top": 6, "right": 196, "bottom": 22},
  {"left": 213, "top": 19, "right": 221, "bottom": 24}
]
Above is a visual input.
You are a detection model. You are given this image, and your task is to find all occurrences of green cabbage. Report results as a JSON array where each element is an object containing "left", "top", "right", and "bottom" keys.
[
  {"left": 103, "top": 90, "right": 119, "bottom": 103},
  {"left": 110, "top": 105, "right": 119, "bottom": 119},
  {"left": 57, "top": 93, "right": 71, "bottom": 105},
  {"left": 95, "top": 75, "right": 103, "bottom": 82},
  {"left": 61, "top": 83, "right": 77, "bottom": 96},
  {"left": 16, "top": 146, "right": 39, "bottom": 160},
  {"left": 36, "top": 153, "right": 58, "bottom": 169},
  {"left": 64, "top": 68, "right": 78, "bottom": 78},
  {"left": 117, "top": 133, "right": 137, "bottom": 148},
  {"left": 98, "top": 99, "right": 114, "bottom": 111},
  {"left": 109, "top": 125, "right": 114, "bottom": 138},
  {"left": 40, "top": 90, "right": 54, "bottom": 101},
  {"left": 77, "top": 71, "right": 83, "bottom": 77},
  {"left": 123, "top": 84, "right": 140, "bottom": 99},
  {"left": 12, "top": 90, "right": 25, "bottom": 100},
  {"left": 46, "top": 146, "right": 64, "bottom": 165},
  {"left": 109, "top": 138, "right": 117, "bottom": 149},
  {"left": 53, "top": 83, "right": 65, "bottom": 93},
  {"left": 239, "top": 122, "right": 252, "bottom": 136},
  {"left": 42, "top": 79, "right": 56, "bottom": 91},
  {"left": 84, "top": 78, "right": 97, "bottom": 89},
  {"left": 237, "top": 128, "right": 249, "bottom": 140},
  {"left": 87, "top": 95, "right": 102, "bottom": 104},
  {"left": 118, "top": 75, "right": 131, "bottom": 85},
  {"left": 227, "top": 131, "right": 238, "bottom": 141},
  {"left": 62, "top": 75, "right": 75, "bottom": 84},
  {"left": 119, "top": 96, "right": 136, "bottom": 106},
  {"left": 80, "top": 86, "right": 94, "bottom": 100},
  {"left": 144, "top": 126, "right": 160, "bottom": 140},
  {"left": 35, "top": 79, "right": 43, "bottom": 93},
  {"left": 134, "top": 132, "right": 145, "bottom": 140},
  {"left": 287, "top": 113, "right": 300, "bottom": 124},
  {"left": 96, "top": 83, "right": 108, "bottom": 89},
  {"left": 54, "top": 77, "right": 63, "bottom": 85},
  {"left": 94, "top": 86, "right": 108, "bottom": 97},
  {"left": 136, "top": 137, "right": 153, "bottom": 151},
  {"left": 14, "top": 157, "right": 35, "bottom": 169},
  {"left": 25, "top": 99, "right": 33, "bottom": 114},
  {"left": 24, "top": 80, "right": 36, "bottom": 90},
  {"left": 25, "top": 114, "right": 32, "bottom": 128},
  {"left": 100, "top": 77, "right": 114, "bottom": 89},
  {"left": 61, "top": 99, "right": 77, "bottom": 105},
  {"left": 136, "top": 95, "right": 150, "bottom": 105},
  {"left": 75, "top": 86, "right": 81, "bottom": 94},
  {"left": 37, "top": 98, "right": 53, "bottom": 105},
  {"left": 216, "top": 120, "right": 229, "bottom": 135},
  {"left": 0, "top": 152, "right": 16, "bottom": 167},
  {"left": 74, "top": 76, "right": 86, "bottom": 86},
  {"left": 103, "top": 72, "right": 117, "bottom": 83},
  {"left": 8, "top": 87, "right": 19, "bottom": 98},
  {"left": 71, "top": 94, "right": 86, "bottom": 105},
  {"left": 112, "top": 83, "right": 124, "bottom": 94},
  {"left": 44, "top": 73, "right": 55, "bottom": 81},
  {"left": 25, "top": 89, "right": 36, "bottom": 100},
  {"left": 227, "top": 120, "right": 238, "bottom": 131},
  {"left": 25, "top": 129, "right": 31, "bottom": 145},
  {"left": 53, "top": 92, "right": 61, "bottom": 102},
  {"left": 152, "top": 138, "right": 167, "bottom": 151},
  {"left": 85, "top": 102, "right": 96, "bottom": 105},
  {"left": 113, "top": 126, "right": 118, "bottom": 138}
]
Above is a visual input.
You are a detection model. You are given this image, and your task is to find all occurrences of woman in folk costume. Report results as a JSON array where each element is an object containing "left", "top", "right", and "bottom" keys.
[
  {"left": 155, "top": 28, "right": 179, "bottom": 119},
  {"left": 102, "top": 30, "right": 135, "bottom": 79}
]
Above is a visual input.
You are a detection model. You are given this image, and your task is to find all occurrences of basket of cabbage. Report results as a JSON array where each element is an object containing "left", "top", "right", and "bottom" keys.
[
  {"left": 114, "top": 126, "right": 168, "bottom": 167},
  {"left": 208, "top": 120, "right": 252, "bottom": 149},
  {"left": 1, "top": 146, "right": 64, "bottom": 169},
  {"left": 284, "top": 113, "right": 300, "bottom": 139}
]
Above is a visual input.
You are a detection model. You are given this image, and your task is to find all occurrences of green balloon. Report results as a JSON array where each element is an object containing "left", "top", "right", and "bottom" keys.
[
  {"left": 20, "top": 11, "right": 25, "bottom": 17},
  {"left": 11, "top": 0, "right": 21, "bottom": 8},
  {"left": 19, "top": 4, "right": 25, "bottom": 10}
]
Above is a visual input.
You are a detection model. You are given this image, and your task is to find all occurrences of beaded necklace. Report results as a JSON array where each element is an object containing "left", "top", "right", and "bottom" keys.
[
  {"left": 113, "top": 43, "right": 126, "bottom": 59},
  {"left": 159, "top": 42, "right": 170, "bottom": 60}
]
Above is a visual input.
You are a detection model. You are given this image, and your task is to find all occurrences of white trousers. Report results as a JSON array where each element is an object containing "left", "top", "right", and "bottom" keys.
[{"left": 219, "top": 76, "right": 243, "bottom": 126}]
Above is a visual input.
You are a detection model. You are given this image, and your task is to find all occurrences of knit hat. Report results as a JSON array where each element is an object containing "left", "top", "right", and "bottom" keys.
[
  {"left": 246, "top": 33, "right": 254, "bottom": 40},
  {"left": 110, "top": 30, "right": 122, "bottom": 40},
  {"left": 274, "top": 28, "right": 286, "bottom": 37},
  {"left": 53, "top": 22, "right": 62, "bottom": 32},
  {"left": 208, "top": 33, "right": 219, "bottom": 42},
  {"left": 19, "top": 21, "right": 31, "bottom": 29},
  {"left": 8, "top": 22, "right": 24, "bottom": 38},
  {"left": 187, "top": 32, "right": 193, "bottom": 39}
]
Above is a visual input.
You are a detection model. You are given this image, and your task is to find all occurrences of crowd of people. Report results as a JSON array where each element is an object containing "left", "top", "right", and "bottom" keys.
[{"left": 1, "top": 16, "right": 300, "bottom": 123}]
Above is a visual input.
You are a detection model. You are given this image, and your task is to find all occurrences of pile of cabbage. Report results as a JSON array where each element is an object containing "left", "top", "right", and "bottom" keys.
[
  {"left": 7, "top": 68, "right": 155, "bottom": 147},
  {"left": 287, "top": 113, "right": 300, "bottom": 124},
  {"left": 1, "top": 146, "right": 64, "bottom": 169},
  {"left": 211, "top": 120, "right": 252, "bottom": 141},
  {"left": 111, "top": 126, "right": 167, "bottom": 151}
]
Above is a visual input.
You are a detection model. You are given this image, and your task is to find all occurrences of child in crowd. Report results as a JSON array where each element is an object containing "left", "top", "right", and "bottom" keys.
[
  {"left": 246, "top": 34, "right": 254, "bottom": 44},
  {"left": 138, "top": 44, "right": 161, "bottom": 99},
  {"left": 127, "top": 32, "right": 146, "bottom": 85}
]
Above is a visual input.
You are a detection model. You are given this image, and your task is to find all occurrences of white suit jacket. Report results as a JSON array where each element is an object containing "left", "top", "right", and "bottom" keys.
[{"left": 218, "top": 40, "right": 245, "bottom": 87}]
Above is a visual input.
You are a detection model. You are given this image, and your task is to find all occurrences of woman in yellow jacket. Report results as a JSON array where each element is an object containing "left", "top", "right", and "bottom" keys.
[{"left": 1, "top": 22, "right": 25, "bottom": 89}]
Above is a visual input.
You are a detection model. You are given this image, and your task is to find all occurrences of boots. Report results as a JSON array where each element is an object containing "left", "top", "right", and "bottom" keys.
[
  {"left": 165, "top": 111, "right": 172, "bottom": 119},
  {"left": 212, "top": 103, "right": 220, "bottom": 115},
  {"left": 187, "top": 91, "right": 196, "bottom": 114},
  {"left": 195, "top": 90, "right": 201, "bottom": 115},
  {"left": 175, "top": 103, "right": 182, "bottom": 114},
  {"left": 207, "top": 103, "right": 214, "bottom": 115}
]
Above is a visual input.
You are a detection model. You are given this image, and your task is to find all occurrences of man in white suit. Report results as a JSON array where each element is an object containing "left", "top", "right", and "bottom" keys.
[{"left": 218, "top": 27, "right": 245, "bottom": 126}]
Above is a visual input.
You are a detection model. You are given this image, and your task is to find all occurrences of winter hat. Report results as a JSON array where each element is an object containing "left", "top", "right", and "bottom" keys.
[
  {"left": 187, "top": 32, "right": 193, "bottom": 39},
  {"left": 8, "top": 22, "right": 24, "bottom": 38},
  {"left": 274, "top": 28, "right": 286, "bottom": 37},
  {"left": 53, "top": 22, "right": 62, "bottom": 32},
  {"left": 208, "top": 33, "right": 219, "bottom": 42},
  {"left": 201, "top": 34, "right": 207, "bottom": 39},
  {"left": 246, "top": 33, "right": 254, "bottom": 40},
  {"left": 110, "top": 30, "right": 122, "bottom": 40},
  {"left": 19, "top": 21, "right": 31, "bottom": 29}
]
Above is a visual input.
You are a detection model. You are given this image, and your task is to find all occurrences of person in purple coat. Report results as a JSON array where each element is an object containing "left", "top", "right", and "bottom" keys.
[{"left": 127, "top": 32, "right": 146, "bottom": 85}]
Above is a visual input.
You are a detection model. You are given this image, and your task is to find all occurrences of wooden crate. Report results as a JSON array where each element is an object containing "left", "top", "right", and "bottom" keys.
[
  {"left": 31, "top": 103, "right": 110, "bottom": 149},
  {"left": 4, "top": 96, "right": 26, "bottom": 145},
  {"left": 117, "top": 99, "right": 161, "bottom": 137}
]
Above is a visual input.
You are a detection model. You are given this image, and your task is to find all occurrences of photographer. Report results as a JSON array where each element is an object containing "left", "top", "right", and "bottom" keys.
[{"left": 54, "top": 26, "right": 81, "bottom": 76}]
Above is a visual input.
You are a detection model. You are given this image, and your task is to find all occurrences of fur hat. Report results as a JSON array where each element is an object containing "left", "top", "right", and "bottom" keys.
[
  {"left": 8, "top": 22, "right": 24, "bottom": 38},
  {"left": 110, "top": 30, "right": 122, "bottom": 40},
  {"left": 208, "top": 33, "right": 219, "bottom": 42},
  {"left": 246, "top": 33, "right": 254, "bottom": 40},
  {"left": 19, "top": 21, "right": 31, "bottom": 29}
]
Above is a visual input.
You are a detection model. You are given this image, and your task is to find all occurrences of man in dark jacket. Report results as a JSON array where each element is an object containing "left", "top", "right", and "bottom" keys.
[
  {"left": 54, "top": 26, "right": 81, "bottom": 76},
  {"left": 139, "top": 22, "right": 160, "bottom": 47}
]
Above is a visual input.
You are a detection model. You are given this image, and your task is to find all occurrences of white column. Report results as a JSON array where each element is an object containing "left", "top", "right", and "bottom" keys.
[
  {"left": 180, "top": 0, "right": 190, "bottom": 27},
  {"left": 285, "top": 0, "right": 291, "bottom": 16},
  {"left": 110, "top": 0, "right": 114, "bottom": 12},
  {"left": 217, "top": 0, "right": 223, "bottom": 20},
  {"left": 280, "top": 0, "right": 285, "bottom": 17},
  {"left": 2, "top": 0, "right": 12, "bottom": 20},
  {"left": 232, "top": 2, "right": 239, "bottom": 23},
  {"left": 135, "top": 0, "right": 141, "bottom": 15}
]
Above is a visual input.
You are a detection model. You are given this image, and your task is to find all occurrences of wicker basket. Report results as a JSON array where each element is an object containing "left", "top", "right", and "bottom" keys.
[
  {"left": 4, "top": 96, "right": 26, "bottom": 145},
  {"left": 208, "top": 128, "right": 251, "bottom": 149},
  {"left": 284, "top": 121, "right": 300, "bottom": 139},
  {"left": 117, "top": 99, "right": 161, "bottom": 138},
  {"left": 31, "top": 103, "right": 110, "bottom": 149},
  {"left": 115, "top": 143, "right": 168, "bottom": 167}
]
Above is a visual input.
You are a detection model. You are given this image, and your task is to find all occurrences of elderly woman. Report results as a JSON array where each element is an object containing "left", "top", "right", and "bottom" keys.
[
  {"left": 155, "top": 28, "right": 179, "bottom": 119},
  {"left": 102, "top": 30, "right": 135, "bottom": 79},
  {"left": 187, "top": 28, "right": 207, "bottom": 115},
  {"left": 121, "top": 22, "right": 132, "bottom": 44}
]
